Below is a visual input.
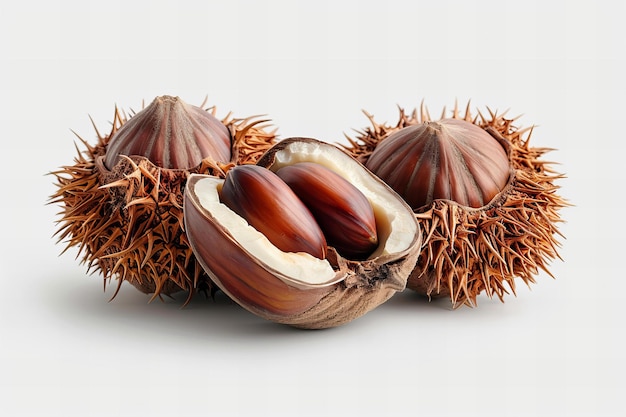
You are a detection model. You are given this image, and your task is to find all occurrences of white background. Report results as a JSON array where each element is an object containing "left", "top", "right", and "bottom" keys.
[{"left": 1, "top": 1, "right": 622, "bottom": 416}]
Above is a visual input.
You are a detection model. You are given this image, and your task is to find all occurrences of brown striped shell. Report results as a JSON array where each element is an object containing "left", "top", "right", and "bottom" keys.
[
  {"left": 365, "top": 118, "right": 511, "bottom": 210},
  {"left": 104, "top": 95, "right": 231, "bottom": 170}
]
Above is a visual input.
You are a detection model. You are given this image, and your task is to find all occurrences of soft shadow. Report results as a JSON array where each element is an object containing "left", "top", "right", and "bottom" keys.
[
  {"left": 382, "top": 289, "right": 455, "bottom": 311},
  {"left": 378, "top": 287, "right": 532, "bottom": 328},
  {"left": 41, "top": 273, "right": 312, "bottom": 340}
]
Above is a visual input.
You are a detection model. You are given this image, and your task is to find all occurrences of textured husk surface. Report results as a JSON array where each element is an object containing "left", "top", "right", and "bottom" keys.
[
  {"left": 272, "top": 246, "right": 420, "bottom": 329},
  {"left": 344, "top": 102, "right": 567, "bottom": 307},
  {"left": 50, "top": 103, "right": 276, "bottom": 302}
]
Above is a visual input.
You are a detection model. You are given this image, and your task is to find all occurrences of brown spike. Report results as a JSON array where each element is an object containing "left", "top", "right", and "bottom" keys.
[
  {"left": 451, "top": 99, "right": 460, "bottom": 119},
  {"left": 464, "top": 100, "right": 472, "bottom": 121},
  {"left": 419, "top": 99, "right": 431, "bottom": 122}
]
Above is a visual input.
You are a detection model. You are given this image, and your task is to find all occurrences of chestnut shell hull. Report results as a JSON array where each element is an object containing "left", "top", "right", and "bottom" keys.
[
  {"left": 184, "top": 182, "right": 328, "bottom": 317},
  {"left": 104, "top": 95, "right": 231, "bottom": 170},
  {"left": 184, "top": 138, "right": 422, "bottom": 328}
]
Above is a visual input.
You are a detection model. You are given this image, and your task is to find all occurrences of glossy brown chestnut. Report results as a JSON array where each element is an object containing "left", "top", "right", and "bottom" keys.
[
  {"left": 219, "top": 164, "right": 327, "bottom": 260},
  {"left": 275, "top": 162, "right": 378, "bottom": 260},
  {"left": 104, "top": 95, "right": 231, "bottom": 170},
  {"left": 365, "top": 118, "right": 510, "bottom": 210}
]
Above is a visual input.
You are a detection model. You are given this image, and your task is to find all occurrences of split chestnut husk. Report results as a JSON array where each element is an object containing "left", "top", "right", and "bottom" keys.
[
  {"left": 183, "top": 138, "right": 422, "bottom": 328},
  {"left": 344, "top": 102, "right": 567, "bottom": 307},
  {"left": 50, "top": 96, "right": 276, "bottom": 302}
]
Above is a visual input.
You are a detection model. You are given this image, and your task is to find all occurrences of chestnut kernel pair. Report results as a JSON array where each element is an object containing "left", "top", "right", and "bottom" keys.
[{"left": 219, "top": 162, "right": 378, "bottom": 261}]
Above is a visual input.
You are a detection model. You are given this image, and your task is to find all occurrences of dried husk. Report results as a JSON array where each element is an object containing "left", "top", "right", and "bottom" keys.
[
  {"left": 344, "top": 102, "right": 567, "bottom": 307},
  {"left": 184, "top": 138, "right": 422, "bottom": 328},
  {"left": 50, "top": 99, "right": 276, "bottom": 302}
]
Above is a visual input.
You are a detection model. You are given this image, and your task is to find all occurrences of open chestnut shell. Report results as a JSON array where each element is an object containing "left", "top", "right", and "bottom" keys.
[
  {"left": 50, "top": 95, "right": 276, "bottom": 301},
  {"left": 183, "top": 138, "right": 422, "bottom": 329},
  {"left": 345, "top": 103, "right": 567, "bottom": 306}
]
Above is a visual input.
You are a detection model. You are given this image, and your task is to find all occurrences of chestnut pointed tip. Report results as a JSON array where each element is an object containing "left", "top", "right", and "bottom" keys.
[
  {"left": 104, "top": 96, "right": 232, "bottom": 171},
  {"left": 366, "top": 118, "right": 510, "bottom": 209}
]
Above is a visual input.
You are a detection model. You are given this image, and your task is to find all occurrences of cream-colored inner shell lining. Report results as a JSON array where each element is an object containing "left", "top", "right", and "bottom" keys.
[
  {"left": 193, "top": 140, "right": 417, "bottom": 287},
  {"left": 194, "top": 177, "right": 338, "bottom": 287},
  {"left": 270, "top": 141, "right": 417, "bottom": 258}
]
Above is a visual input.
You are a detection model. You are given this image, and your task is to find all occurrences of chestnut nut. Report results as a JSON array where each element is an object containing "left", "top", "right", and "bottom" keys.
[{"left": 183, "top": 138, "right": 422, "bottom": 329}]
